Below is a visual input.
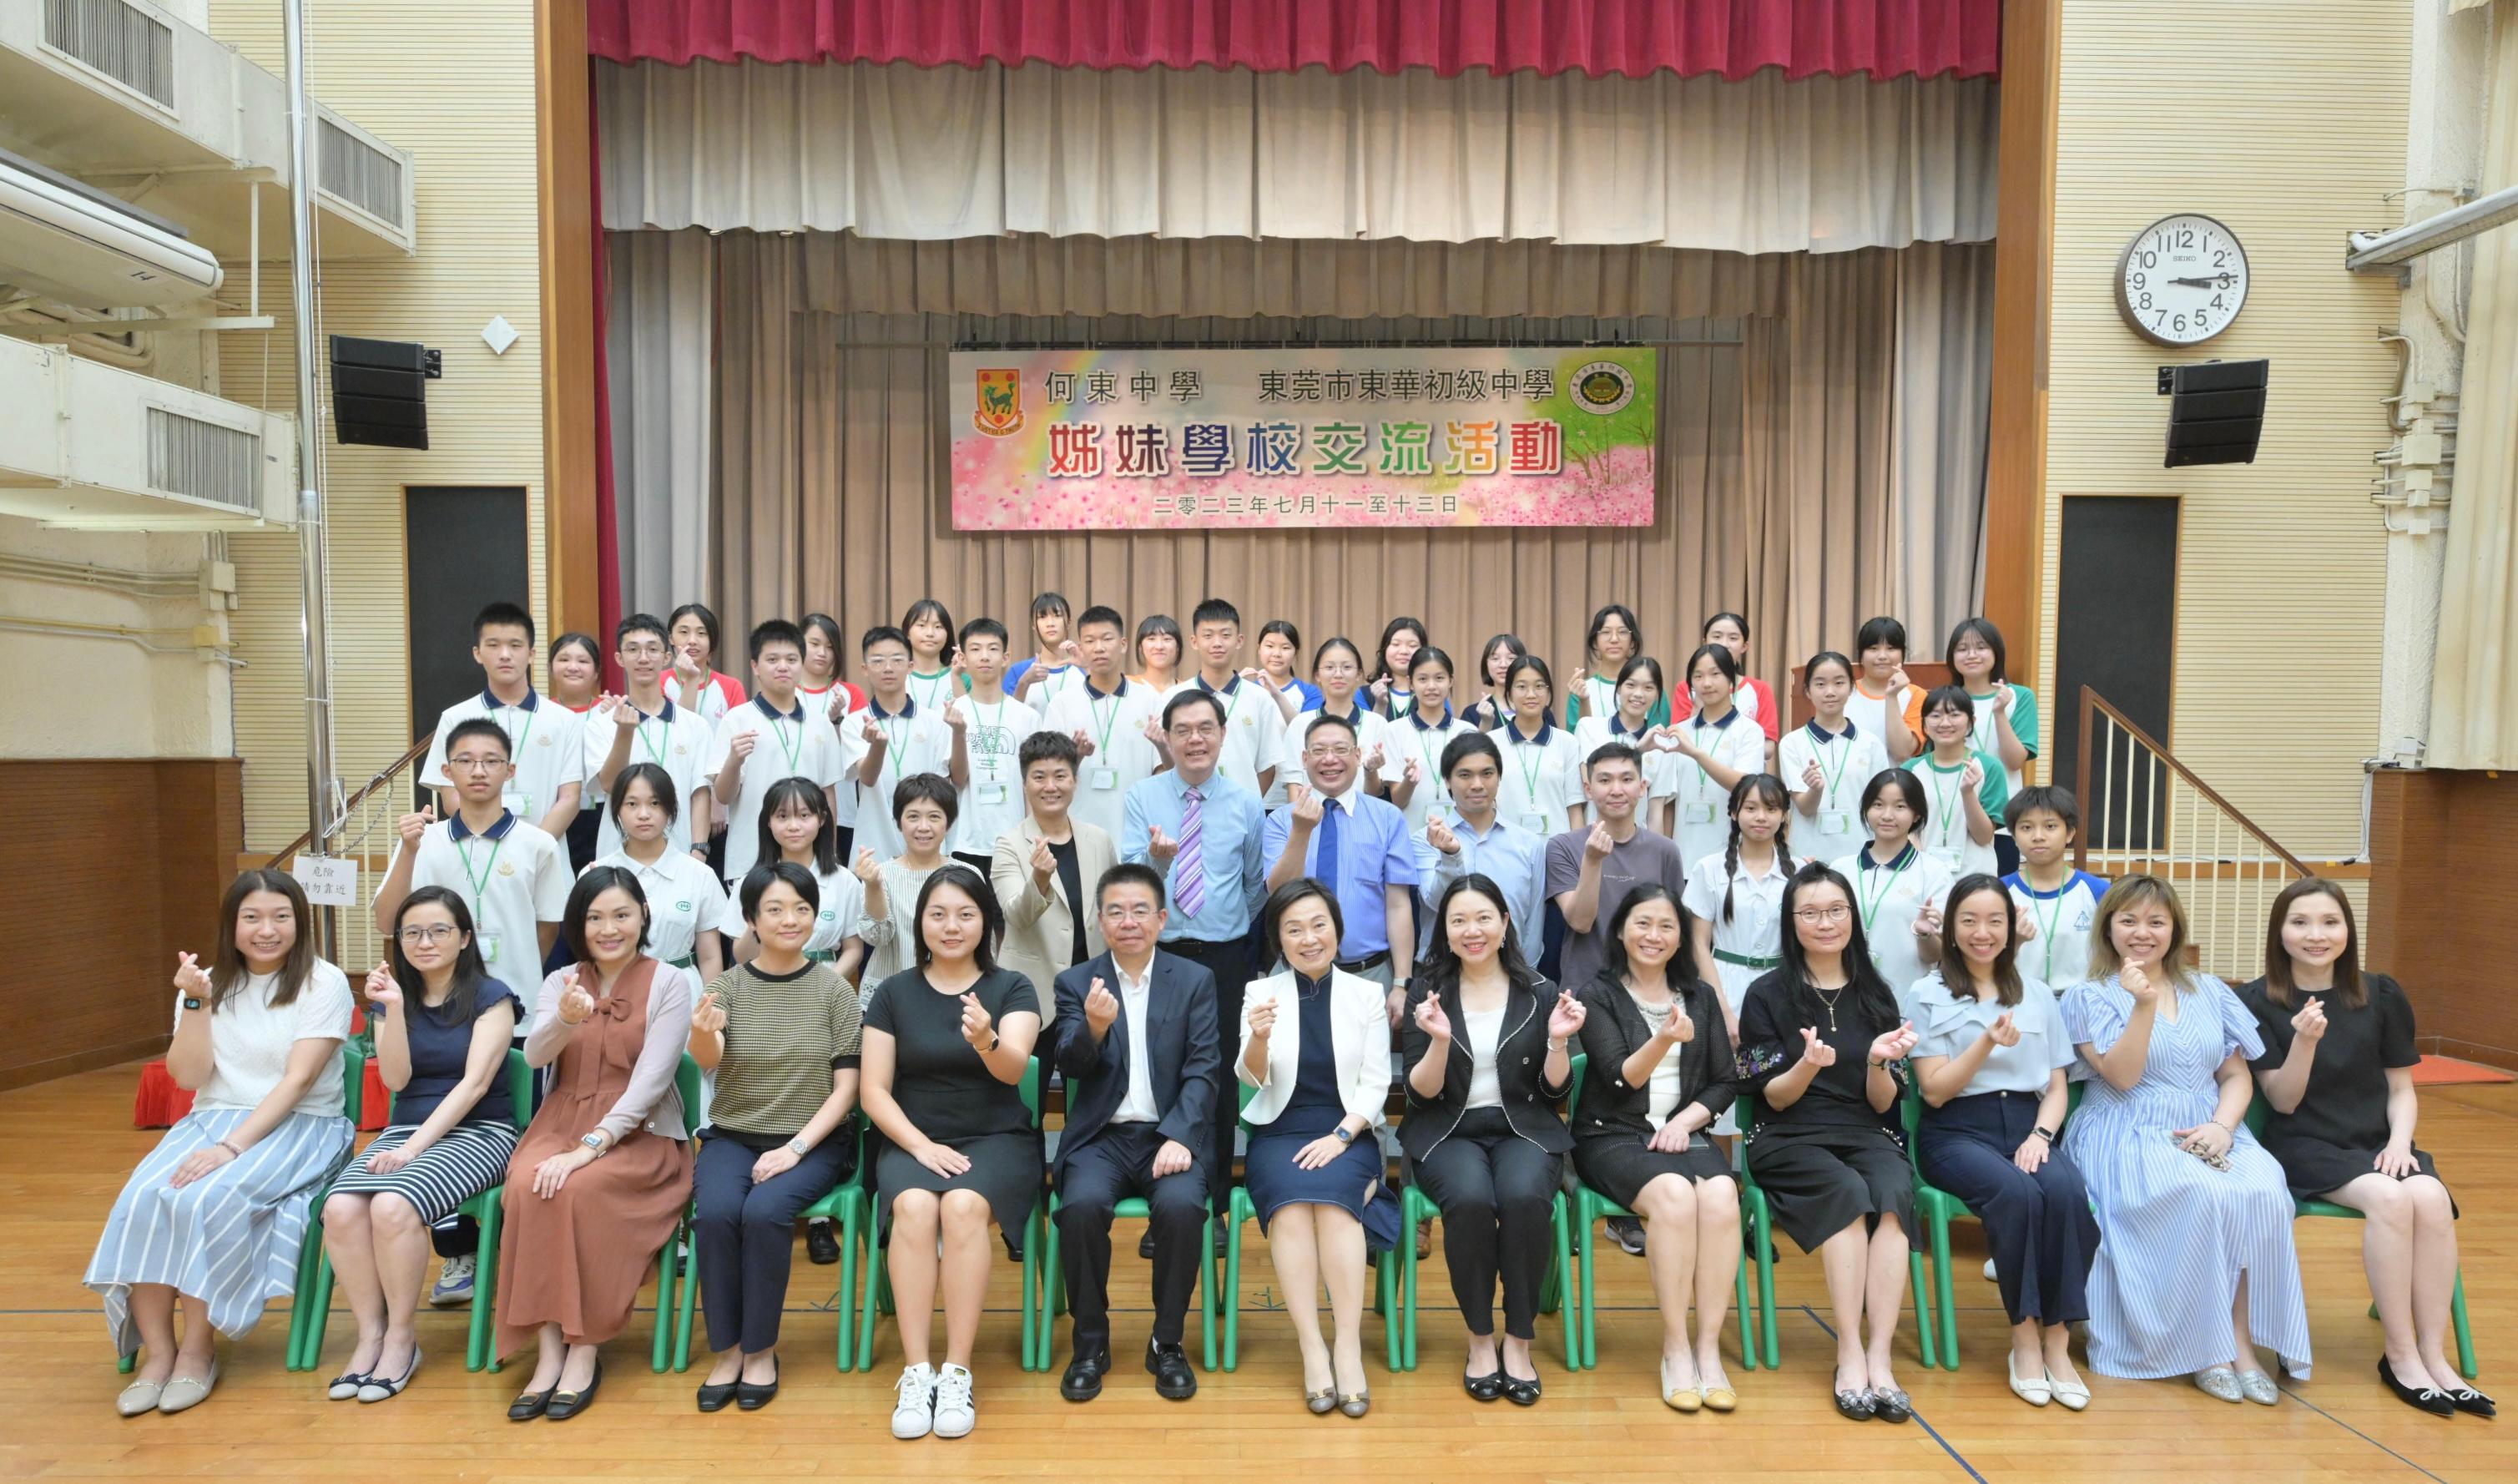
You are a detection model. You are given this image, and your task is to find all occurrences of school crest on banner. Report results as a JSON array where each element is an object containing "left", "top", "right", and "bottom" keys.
[{"left": 972, "top": 368, "right": 1025, "bottom": 437}]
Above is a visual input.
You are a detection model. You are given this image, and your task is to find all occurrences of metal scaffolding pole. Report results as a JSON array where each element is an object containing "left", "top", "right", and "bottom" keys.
[{"left": 284, "top": 0, "right": 337, "bottom": 955}]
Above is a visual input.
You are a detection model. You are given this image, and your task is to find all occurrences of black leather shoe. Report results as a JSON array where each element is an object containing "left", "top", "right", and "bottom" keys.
[
  {"left": 1139, "top": 1229, "right": 1158, "bottom": 1259},
  {"left": 507, "top": 1386, "right": 554, "bottom": 1422},
  {"left": 696, "top": 1377, "right": 739, "bottom": 1412},
  {"left": 1464, "top": 1369, "right": 1506, "bottom": 1402},
  {"left": 2380, "top": 1357, "right": 2457, "bottom": 1416},
  {"left": 735, "top": 1357, "right": 780, "bottom": 1411},
  {"left": 1062, "top": 1348, "right": 1112, "bottom": 1402},
  {"left": 805, "top": 1220, "right": 840, "bottom": 1266},
  {"left": 1503, "top": 1372, "right": 1542, "bottom": 1406},
  {"left": 545, "top": 1359, "right": 602, "bottom": 1421},
  {"left": 1212, "top": 1219, "right": 1230, "bottom": 1258},
  {"left": 2448, "top": 1383, "right": 2496, "bottom": 1417},
  {"left": 1147, "top": 1341, "right": 1198, "bottom": 1401}
]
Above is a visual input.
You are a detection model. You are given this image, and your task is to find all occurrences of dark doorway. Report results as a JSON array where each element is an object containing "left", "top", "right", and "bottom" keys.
[
  {"left": 2053, "top": 496, "right": 2178, "bottom": 851},
  {"left": 404, "top": 485, "right": 530, "bottom": 760}
]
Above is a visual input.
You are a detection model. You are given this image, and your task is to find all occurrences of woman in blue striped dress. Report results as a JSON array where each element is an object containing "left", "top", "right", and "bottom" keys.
[
  {"left": 2061, "top": 875, "right": 2309, "bottom": 1401},
  {"left": 87, "top": 870, "right": 356, "bottom": 1416}
]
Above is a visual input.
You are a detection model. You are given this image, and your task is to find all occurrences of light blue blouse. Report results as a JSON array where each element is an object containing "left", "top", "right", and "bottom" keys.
[{"left": 1903, "top": 968, "right": 2072, "bottom": 1095}]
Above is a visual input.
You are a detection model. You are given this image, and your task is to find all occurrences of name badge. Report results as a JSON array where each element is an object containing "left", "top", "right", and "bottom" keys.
[
  {"left": 1682, "top": 802, "right": 1717, "bottom": 825},
  {"left": 1522, "top": 811, "right": 1550, "bottom": 833},
  {"left": 1090, "top": 767, "right": 1119, "bottom": 790},
  {"left": 503, "top": 788, "right": 532, "bottom": 817},
  {"left": 1819, "top": 810, "right": 1854, "bottom": 835},
  {"left": 976, "top": 782, "right": 1009, "bottom": 805},
  {"left": 477, "top": 929, "right": 502, "bottom": 966},
  {"left": 1931, "top": 848, "right": 1966, "bottom": 875}
]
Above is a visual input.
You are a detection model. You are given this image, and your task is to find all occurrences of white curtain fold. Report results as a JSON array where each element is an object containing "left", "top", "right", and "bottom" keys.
[
  {"left": 598, "top": 57, "right": 1998, "bottom": 254},
  {"left": 1891, "top": 241, "right": 1997, "bottom": 641},
  {"left": 605, "top": 229, "right": 714, "bottom": 622}
]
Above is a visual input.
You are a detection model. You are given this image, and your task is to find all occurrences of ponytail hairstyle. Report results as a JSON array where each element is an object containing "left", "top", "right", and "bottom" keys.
[{"left": 1718, "top": 772, "right": 1796, "bottom": 923}]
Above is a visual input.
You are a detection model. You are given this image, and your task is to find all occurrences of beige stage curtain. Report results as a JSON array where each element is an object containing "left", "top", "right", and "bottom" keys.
[
  {"left": 605, "top": 230, "right": 714, "bottom": 622},
  {"left": 708, "top": 231, "right": 1920, "bottom": 704}
]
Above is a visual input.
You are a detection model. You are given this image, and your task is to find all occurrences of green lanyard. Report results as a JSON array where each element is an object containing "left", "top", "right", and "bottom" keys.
[
  {"left": 767, "top": 714, "right": 804, "bottom": 775},
  {"left": 633, "top": 712, "right": 670, "bottom": 768},
  {"left": 1090, "top": 689, "right": 1124, "bottom": 759},
  {"left": 1854, "top": 845, "right": 1913, "bottom": 938},
  {"left": 2027, "top": 883, "right": 2069, "bottom": 984},
  {"left": 972, "top": 699, "right": 1008, "bottom": 772},
  {"left": 1686, "top": 716, "right": 1723, "bottom": 799},
  {"left": 879, "top": 714, "right": 908, "bottom": 785},
  {"left": 453, "top": 828, "right": 507, "bottom": 924},
  {"left": 1814, "top": 728, "right": 1854, "bottom": 807},
  {"left": 911, "top": 668, "right": 952, "bottom": 711},
  {"left": 1412, "top": 716, "right": 1450, "bottom": 778},
  {"left": 1511, "top": 728, "right": 1547, "bottom": 805},
  {"left": 1921, "top": 762, "right": 1965, "bottom": 849},
  {"left": 500, "top": 701, "right": 537, "bottom": 760}
]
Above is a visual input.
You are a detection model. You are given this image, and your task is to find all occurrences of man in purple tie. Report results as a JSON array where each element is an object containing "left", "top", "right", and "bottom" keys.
[{"left": 1122, "top": 689, "right": 1266, "bottom": 1254}]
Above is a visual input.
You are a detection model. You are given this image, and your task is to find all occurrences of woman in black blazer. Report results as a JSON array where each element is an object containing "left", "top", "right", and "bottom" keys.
[
  {"left": 1571, "top": 885, "right": 1743, "bottom": 1414},
  {"left": 1400, "top": 875, "right": 1582, "bottom": 1406}
]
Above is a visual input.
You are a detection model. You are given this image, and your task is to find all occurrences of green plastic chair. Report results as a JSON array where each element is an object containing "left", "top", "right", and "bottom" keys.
[
  {"left": 1394, "top": 1181, "right": 1570, "bottom": 1373},
  {"left": 291, "top": 1047, "right": 532, "bottom": 1373},
  {"left": 1900, "top": 1085, "right": 1972, "bottom": 1372},
  {"left": 854, "top": 1056, "right": 1049, "bottom": 1374},
  {"left": 2243, "top": 1094, "right": 2478, "bottom": 1380},
  {"left": 273, "top": 1045, "right": 369, "bottom": 1372},
  {"left": 1036, "top": 1186, "right": 1219, "bottom": 1374},
  {"left": 1561, "top": 1053, "right": 1762, "bottom": 1372},
  {"left": 1218, "top": 1078, "right": 1404, "bottom": 1373},
  {"left": 672, "top": 1119, "right": 870, "bottom": 1374},
  {"left": 1734, "top": 1084, "right": 1938, "bottom": 1369}
]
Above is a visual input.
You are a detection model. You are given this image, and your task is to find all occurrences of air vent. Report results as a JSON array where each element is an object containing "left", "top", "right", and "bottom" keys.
[
  {"left": 43, "top": 0, "right": 174, "bottom": 108},
  {"left": 319, "top": 118, "right": 405, "bottom": 229},
  {"left": 148, "top": 407, "right": 260, "bottom": 511}
]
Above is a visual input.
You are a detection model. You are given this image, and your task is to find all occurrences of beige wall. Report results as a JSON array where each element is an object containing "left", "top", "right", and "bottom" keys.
[
  {"left": 209, "top": 1, "right": 548, "bottom": 852},
  {"left": 0, "top": 517, "right": 235, "bottom": 758},
  {"left": 2035, "top": 0, "right": 2410, "bottom": 861}
]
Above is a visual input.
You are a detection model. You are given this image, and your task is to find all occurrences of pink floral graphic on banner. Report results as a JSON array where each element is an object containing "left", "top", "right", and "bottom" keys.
[{"left": 949, "top": 347, "right": 1657, "bottom": 531}]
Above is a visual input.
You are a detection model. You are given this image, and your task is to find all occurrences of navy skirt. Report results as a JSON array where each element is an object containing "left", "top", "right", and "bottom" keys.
[{"left": 1246, "top": 1115, "right": 1400, "bottom": 1253}]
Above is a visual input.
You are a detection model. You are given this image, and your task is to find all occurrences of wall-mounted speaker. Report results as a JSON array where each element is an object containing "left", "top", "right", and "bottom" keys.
[
  {"left": 331, "top": 335, "right": 440, "bottom": 450},
  {"left": 2157, "top": 359, "right": 2267, "bottom": 467}
]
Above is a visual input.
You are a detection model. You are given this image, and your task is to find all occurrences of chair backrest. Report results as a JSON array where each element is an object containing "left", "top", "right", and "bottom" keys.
[
  {"left": 503, "top": 1047, "right": 533, "bottom": 1130},
  {"left": 1234, "top": 1074, "right": 1259, "bottom": 1131},
  {"left": 2243, "top": 1089, "right": 2269, "bottom": 1136},
  {"left": 1021, "top": 1054, "right": 1043, "bottom": 1128},
  {"left": 674, "top": 1052, "right": 702, "bottom": 1131},
  {"left": 1898, "top": 1083, "right": 1925, "bottom": 1169},
  {"left": 341, "top": 1044, "right": 366, "bottom": 1123},
  {"left": 1567, "top": 1052, "right": 1588, "bottom": 1120}
]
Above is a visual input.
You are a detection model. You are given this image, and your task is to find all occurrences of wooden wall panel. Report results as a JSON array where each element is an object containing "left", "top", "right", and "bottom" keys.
[
  {"left": 2367, "top": 767, "right": 2518, "bottom": 1068},
  {"left": 0, "top": 760, "right": 245, "bottom": 1089}
]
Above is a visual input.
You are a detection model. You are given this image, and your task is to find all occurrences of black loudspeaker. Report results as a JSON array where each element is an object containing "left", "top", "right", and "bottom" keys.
[
  {"left": 2157, "top": 359, "right": 2267, "bottom": 467},
  {"left": 331, "top": 335, "right": 441, "bottom": 450}
]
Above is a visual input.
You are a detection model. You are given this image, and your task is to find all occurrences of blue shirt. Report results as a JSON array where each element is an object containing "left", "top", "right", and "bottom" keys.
[
  {"left": 1121, "top": 769, "right": 1268, "bottom": 943},
  {"left": 1413, "top": 813, "right": 1547, "bottom": 961},
  {"left": 1262, "top": 785, "right": 1419, "bottom": 958}
]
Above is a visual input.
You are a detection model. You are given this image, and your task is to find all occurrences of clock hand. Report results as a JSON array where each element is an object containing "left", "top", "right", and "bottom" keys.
[{"left": 2167, "top": 276, "right": 2221, "bottom": 288}]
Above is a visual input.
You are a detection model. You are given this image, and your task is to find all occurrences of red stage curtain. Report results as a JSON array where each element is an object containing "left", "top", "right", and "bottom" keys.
[
  {"left": 591, "top": 60, "right": 626, "bottom": 690},
  {"left": 588, "top": 1, "right": 2000, "bottom": 82}
]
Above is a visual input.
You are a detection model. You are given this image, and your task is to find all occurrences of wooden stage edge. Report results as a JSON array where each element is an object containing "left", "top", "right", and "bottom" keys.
[{"left": 3, "top": 1062, "right": 2508, "bottom": 1484}]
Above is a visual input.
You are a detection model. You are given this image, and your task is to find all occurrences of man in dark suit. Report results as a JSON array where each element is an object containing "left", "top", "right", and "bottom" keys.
[{"left": 1051, "top": 861, "right": 1222, "bottom": 1401}]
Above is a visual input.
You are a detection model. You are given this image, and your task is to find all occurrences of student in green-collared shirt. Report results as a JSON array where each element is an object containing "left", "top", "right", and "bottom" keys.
[
  {"left": 588, "top": 763, "right": 727, "bottom": 981},
  {"left": 1903, "top": 688, "right": 2009, "bottom": 881}
]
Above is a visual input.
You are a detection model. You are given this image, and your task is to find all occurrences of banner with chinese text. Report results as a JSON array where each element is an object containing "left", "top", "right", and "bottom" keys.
[{"left": 948, "top": 346, "right": 1657, "bottom": 530}]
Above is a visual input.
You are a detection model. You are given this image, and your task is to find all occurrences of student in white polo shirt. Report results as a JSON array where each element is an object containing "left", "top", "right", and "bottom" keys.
[
  {"left": 1040, "top": 605, "right": 1166, "bottom": 844},
  {"left": 587, "top": 612, "right": 716, "bottom": 860},
  {"left": 1492, "top": 656, "right": 1586, "bottom": 835},
  {"left": 705, "top": 618, "right": 845, "bottom": 887},
  {"left": 1007, "top": 590, "right": 1084, "bottom": 714},
  {"left": 589, "top": 762, "right": 728, "bottom": 979},
  {"left": 1384, "top": 645, "right": 1477, "bottom": 839},
  {"left": 373, "top": 717, "right": 572, "bottom": 997},
  {"left": 421, "top": 601, "right": 585, "bottom": 839},
  {"left": 946, "top": 616, "right": 1047, "bottom": 872},
  {"left": 1778, "top": 650, "right": 1892, "bottom": 867},
  {"left": 1162, "top": 598, "right": 1283, "bottom": 801},
  {"left": 852, "top": 624, "right": 959, "bottom": 861}
]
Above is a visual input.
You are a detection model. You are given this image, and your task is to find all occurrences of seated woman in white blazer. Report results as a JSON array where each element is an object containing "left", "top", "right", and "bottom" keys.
[
  {"left": 1238, "top": 877, "right": 1399, "bottom": 1419},
  {"left": 988, "top": 732, "right": 1113, "bottom": 1020}
]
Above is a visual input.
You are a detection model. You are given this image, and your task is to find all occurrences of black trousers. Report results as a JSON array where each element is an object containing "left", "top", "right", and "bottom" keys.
[
  {"left": 692, "top": 1128, "right": 854, "bottom": 1354},
  {"left": 1055, "top": 1123, "right": 1210, "bottom": 1352},
  {"left": 1160, "top": 934, "right": 1251, "bottom": 1211},
  {"left": 1414, "top": 1108, "right": 1562, "bottom": 1341}
]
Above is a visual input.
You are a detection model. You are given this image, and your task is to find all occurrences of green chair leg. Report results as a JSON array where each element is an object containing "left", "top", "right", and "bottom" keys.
[
  {"left": 1221, "top": 1189, "right": 1249, "bottom": 1371},
  {"left": 648, "top": 1224, "right": 682, "bottom": 1373},
  {"left": 1397, "top": 1188, "right": 1426, "bottom": 1372},
  {"left": 836, "top": 1200, "right": 860, "bottom": 1372},
  {"left": 674, "top": 1205, "right": 699, "bottom": 1373},
  {"left": 1550, "top": 1192, "right": 1579, "bottom": 1372},
  {"left": 1749, "top": 1190, "right": 1780, "bottom": 1370},
  {"left": 118, "top": 1351, "right": 136, "bottom": 1375},
  {"left": 1378, "top": 1245, "right": 1402, "bottom": 1374},
  {"left": 1908, "top": 1247, "right": 1938, "bottom": 1370},
  {"left": 856, "top": 1239, "right": 888, "bottom": 1373},
  {"left": 2452, "top": 1270, "right": 2477, "bottom": 1380},
  {"left": 467, "top": 1189, "right": 502, "bottom": 1372}
]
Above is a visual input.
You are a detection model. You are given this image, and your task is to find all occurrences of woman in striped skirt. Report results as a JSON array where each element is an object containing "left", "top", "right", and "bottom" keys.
[
  {"left": 315, "top": 887, "right": 522, "bottom": 1402},
  {"left": 2061, "top": 876, "right": 2310, "bottom": 1401},
  {"left": 87, "top": 869, "right": 356, "bottom": 1416}
]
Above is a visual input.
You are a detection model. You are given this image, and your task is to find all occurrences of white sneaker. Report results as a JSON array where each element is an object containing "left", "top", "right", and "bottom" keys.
[
  {"left": 932, "top": 1363, "right": 976, "bottom": 1439},
  {"left": 891, "top": 1362, "right": 937, "bottom": 1439},
  {"left": 1982, "top": 1257, "right": 1999, "bottom": 1282},
  {"left": 429, "top": 1252, "right": 477, "bottom": 1307}
]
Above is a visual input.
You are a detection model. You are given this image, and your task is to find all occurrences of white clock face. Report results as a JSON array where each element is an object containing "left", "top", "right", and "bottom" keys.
[{"left": 2116, "top": 214, "right": 2248, "bottom": 346}]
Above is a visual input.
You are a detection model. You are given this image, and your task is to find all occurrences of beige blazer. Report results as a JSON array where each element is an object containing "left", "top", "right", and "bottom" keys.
[{"left": 990, "top": 815, "right": 1114, "bottom": 1022}]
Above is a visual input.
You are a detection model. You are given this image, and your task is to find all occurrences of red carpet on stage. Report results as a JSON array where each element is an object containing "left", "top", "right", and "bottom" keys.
[{"left": 2412, "top": 1055, "right": 2515, "bottom": 1087}]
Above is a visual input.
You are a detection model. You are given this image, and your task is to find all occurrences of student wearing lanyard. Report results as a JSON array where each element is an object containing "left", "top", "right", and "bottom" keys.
[
  {"left": 1264, "top": 713, "right": 1421, "bottom": 1021},
  {"left": 1909, "top": 618, "right": 2039, "bottom": 802},
  {"left": 1682, "top": 773, "right": 1798, "bottom": 1039},
  {"left": 1418, "top": 733, "right": 1547, "bottom": 965},
  {"left": 1273, "top": 636, "right": 1389, "bottom": 810},
  {"left": 1659, "top": 645, "right": 1764, "bottom": 875},
  {"left": 705, "top": 619, "right": 845, "bottom": 889},
  {"left": 589, "top": 763, "right": 728, "bottom": 980},
  {"left": 1460, "top": 633, "right": 1526, "bottom": 733},
  {"left": 720, "top": 777, "right": 866, "bottom": 980},
  {"left": 945, "top": 618, "right": 1047, "bottom": 874},
  {"left": 1696, "top": 612, "right": 1782, "bottom": 770},
  {"left": 1040, "top": 607, "right": 1167, "bottom": 844},
  {"left": 375, "top": 719, "right": 572, "bottom": 1004},
  {"left": 1167, "top": 598, "right": 1283, "bottom": 802},
  {"left": 587, "top": 613, "right": 716, "bottom": 860},
  {"left": 1384, "top": 647, "right": 1476, "bottom": 839},
  {"left": 668, "top": 603, "right": 748, "bottom": 724},
  {"left": 900, "top": 598, "right": 961, "bottom": 714},
  {"left": 1903, "top": 687, "right": 2008, "bottom": 879},
  {"left": 1366, "top": 616, "right": 1429, "bottom": 719},
  {"left": 2002, "top": 786, "right": 2107, "bottom": 992},
  {"left": 1779, "top": 652, "right": 1891, "bottom": 869},
  {"left": 1574, "top": 657, "right": 1678, "bottom": 837},
  {"left": 547, "top": 633, "right": 606, "bottom": 873},
  {"left": 1494, "top": 656, "right": 1585, "bottom": 835},
  {"left": 1005, "top": 591, "right": 1082, "bottom": 712},
  {"left": 421, "top": 601, "right": 586, "bottom": 841},
  {"left": 851, "top": 626, "right": 960, "bottom": 863},
  {"left": 1829, "top": 770, "right": 1955, "bottom": 1002}
]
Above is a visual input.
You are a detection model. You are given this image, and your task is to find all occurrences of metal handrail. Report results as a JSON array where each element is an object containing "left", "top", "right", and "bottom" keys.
[
  {"left": 2071, "top": 686, "right": 2311, "bottom": 876},
  {"left": 262, "top": 735, "right": 431, "bottom": 866}
]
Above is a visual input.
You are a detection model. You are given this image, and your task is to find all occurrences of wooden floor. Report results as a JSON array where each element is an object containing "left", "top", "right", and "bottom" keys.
[{"left": 4, "top": 1064, "right": 2508, "bottom": 1483}]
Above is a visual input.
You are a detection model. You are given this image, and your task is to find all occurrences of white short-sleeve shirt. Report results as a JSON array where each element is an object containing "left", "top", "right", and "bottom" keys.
[
  {"left": 1664, "top": 708, "right": 1765, "bottom": 869},
  {"left": 705, "top": 695, "right": 846, "bottom": 884},
  {"left": 1041, "top": 679, "right": 1168, "bottom": 842},
  {"left": 1776, "top": 720, "right": 1891, "bottom": 866},
  {"left": 850, "top": 699, "right": 956, "bottom": 861},
  {"left": 1830, "top": 844, "right": 1956, "bottom": 1007},
  {"left": 1494, "top": 721, "right": 1584, "bottom": 836},
  {"left": 1904, "top": 967, "right": 2071, "bottom": 1095},
  {"left": 581, "top": 699, "right": 715, "bottom": 857},
  {"left": 1380, "top": 712, "right": 1478, "bottom": 835},
  {"left": 187, "top": 961, "right": 356, "bottom": 1116},
  {"left": 717, "top": 861, "right": 865, "bottom": 957},
  {"left": 947, "top": 693, "right": 1047, "bottom": 856},
  {"left": 422, "top": 689, "right": 586, "bottom": 825},
  {"left": 2005, "top": 870, "right": 2109, "bottom": 992},
  {"left": 591, "top": 848, "right": 729, "bottom": 968},
  {"left": 381, "top": 814, "right": 572, "bottom": 1004}
]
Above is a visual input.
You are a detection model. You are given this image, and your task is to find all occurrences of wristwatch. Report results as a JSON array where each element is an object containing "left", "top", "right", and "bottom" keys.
[
  {"left": 1332, "top": 1126, "right": 1355, "bottom": 1144},
  {"left": 181, "top": 997, "right": 204, "bottom": 1012},
  {"left": 2031, "top": 1126, "right": 2057, "bottom": 1143},
  {"left": 786, "top": 1138, "right": 811, "bottom": 1158},
  {"left": 579, "top": 1133, "right": 609, "bottom": 1158},
  {"left": 1867, "top": 1057, "right": 1892, "bottom": 1071}
]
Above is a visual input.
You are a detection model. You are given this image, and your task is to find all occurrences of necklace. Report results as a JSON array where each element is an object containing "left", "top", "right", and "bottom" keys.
[{"left": 1810, "top": 982, "right": 1847, "bottom": 1033}]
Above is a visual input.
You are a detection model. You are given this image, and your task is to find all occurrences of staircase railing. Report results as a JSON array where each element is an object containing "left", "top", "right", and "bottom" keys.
[
  {"left": 2072, "top": 686, "right": 2314, "bottom": 982},
  {"left": 260, "top": 735, "right": 433, "bottom": 972}
]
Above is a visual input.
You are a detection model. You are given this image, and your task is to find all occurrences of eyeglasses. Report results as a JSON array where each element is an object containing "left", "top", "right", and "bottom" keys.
[
  {"left": 1169, "top": 723, "right": 1221, "bottom": 739},
  {"left": 398, "top": 924, "right": 462, "bottom": 945},
  {"left": 1793, "top": 905, "right": 1853, "bottom": 925},
  {"left": 1100, "top": 904, "right": 1161, "bottom": 921},
  {"left": 446, "top": 755, "right": 507, "bottom": 773}
]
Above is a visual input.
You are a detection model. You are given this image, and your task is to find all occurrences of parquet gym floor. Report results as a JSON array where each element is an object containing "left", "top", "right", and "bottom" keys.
[{"left": 2, "top": 1064, "right": 2506, "bottom": 1483}]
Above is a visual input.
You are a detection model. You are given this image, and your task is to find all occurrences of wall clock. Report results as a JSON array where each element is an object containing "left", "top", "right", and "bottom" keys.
[{"left": 2116, "top": 213, "right": 2248, "bottom": 346}]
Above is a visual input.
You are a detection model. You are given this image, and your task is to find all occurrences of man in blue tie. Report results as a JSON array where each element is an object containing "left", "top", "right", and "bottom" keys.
[
  {"left": 1263, "top": 712, "right": 1420, "bottom": 1027},
  {"left": 1122, "top": 689, "right": 1266, "bottom": 1255}
]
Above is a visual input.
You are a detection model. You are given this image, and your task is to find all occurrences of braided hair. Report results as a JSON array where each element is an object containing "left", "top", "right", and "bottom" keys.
[{"left": 1719, "top": 771, "right": 1797, "bottom": 923}]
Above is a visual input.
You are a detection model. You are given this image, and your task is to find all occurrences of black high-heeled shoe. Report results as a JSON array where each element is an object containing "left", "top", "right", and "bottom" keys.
[
  {"left": 1463, "top": 1368, "right": 1505, "bottom": 1402},
  {"left": 2379, "top": 1357, "right": 2456, "bottom": 1417},
  {"left": 735, "top": 1356, "right": 780, "bottom": 1411}
]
